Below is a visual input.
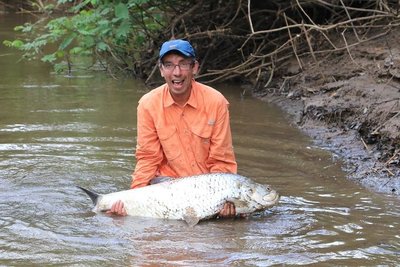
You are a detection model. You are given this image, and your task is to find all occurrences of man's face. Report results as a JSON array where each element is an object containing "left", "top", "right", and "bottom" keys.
[{"left": 159, "top": 53, "right": 198, "bottom": 99}]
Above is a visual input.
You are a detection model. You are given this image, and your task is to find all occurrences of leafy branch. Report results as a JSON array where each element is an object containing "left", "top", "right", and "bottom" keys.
[{"left": 3, "top": 0, "right": 166, "bottom": 75}]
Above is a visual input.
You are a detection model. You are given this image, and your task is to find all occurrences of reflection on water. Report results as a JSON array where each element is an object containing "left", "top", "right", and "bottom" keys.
[{"left": 1, "top": 14, "right": 399, "bottom": 266}]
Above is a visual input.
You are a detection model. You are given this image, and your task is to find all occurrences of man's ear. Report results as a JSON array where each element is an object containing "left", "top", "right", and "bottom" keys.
[
  {"left": 159, "top": 64, "right": 164, "bottom": 77},
  {"left": 192, "top": 60, "right": 199, "bottom": 75}
]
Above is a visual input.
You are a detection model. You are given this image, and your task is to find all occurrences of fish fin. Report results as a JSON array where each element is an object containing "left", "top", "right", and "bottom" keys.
[
  {"left": 183, "top": 207, "right": 200, "bottom": 227},
  {"left": 77, "top": 186, "right": 99, "bottom": 205}
]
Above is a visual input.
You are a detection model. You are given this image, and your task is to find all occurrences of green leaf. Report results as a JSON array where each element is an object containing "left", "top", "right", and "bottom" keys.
[
  {"left": 116, "top": 20, "right": 131, "bottom": 38},
  {"left": 96, "top": 42, "right": 109, "bottom": 51},
  {"left": 2, "top": 40, "right": 12, "bottom": 47},
  {"left": 54, "top": 63, "right": 66, "bottom": 74},
  {"left": 59, "top": 34, "right": 76, "bottom": 50},
  {"left": 18, "top": 23, "right": 33, "bottom": 33},
  {"left": 56, "top": 50, "right": 65, "bottom": 58},
  {"left": 77, "top": 29, "right": 94, "bottom": 36},
  {"left": 115, "top": 3, "right": 129, "bottom": 20},
  {"left": 81, "top": 36, "right": 95, "bottom": 48},
  {"left": 12, "top": 40, "right": 24, "bottom": 48},
  {"left": 70, "top": 46, "right": 84, "bottom": 54},
  {"left": 14, "top": 25, "right": 25, "bottom": 31},
  {"left": 41, "top": 53, "right": 57, "bottom": 63}
]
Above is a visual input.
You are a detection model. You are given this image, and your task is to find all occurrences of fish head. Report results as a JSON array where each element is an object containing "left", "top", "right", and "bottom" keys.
[{"left": 236, "top": 182, "right": 280, "bottom": 213}]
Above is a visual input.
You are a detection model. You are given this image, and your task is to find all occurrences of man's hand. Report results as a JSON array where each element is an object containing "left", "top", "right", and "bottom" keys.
[
  {"left": 218, "top": 202, "right": 236, "bottom": 218},
  {"left": 106, "top": 200, "right": 127, "bottom": 216}
]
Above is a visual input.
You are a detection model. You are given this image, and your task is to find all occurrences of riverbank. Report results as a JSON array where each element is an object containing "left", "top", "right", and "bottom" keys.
[{"left": 256, "top": 29, "right": 400, "bottom": 196}]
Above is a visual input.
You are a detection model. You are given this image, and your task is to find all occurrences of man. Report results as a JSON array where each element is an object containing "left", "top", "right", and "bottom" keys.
[{"left": 108, "top": 39, "right": 238, "bottom": 217}]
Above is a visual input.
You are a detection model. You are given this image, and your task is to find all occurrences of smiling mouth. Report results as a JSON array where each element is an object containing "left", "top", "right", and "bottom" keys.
[{"left": 172, "top": 80, "right": 184, "bottom": 86}]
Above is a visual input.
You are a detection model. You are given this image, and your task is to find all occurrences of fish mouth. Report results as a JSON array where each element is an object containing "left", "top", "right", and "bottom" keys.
[
  {"left": 263, "top": 190, "right": 280, "bottom": 206},
  {"left": 250, "top": 191, "right": 280, "bottom": 210}
]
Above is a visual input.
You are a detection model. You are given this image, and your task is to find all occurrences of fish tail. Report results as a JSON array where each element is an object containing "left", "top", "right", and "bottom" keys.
[{"left": 77, "top": 186, "right": 99, "bottom": 205}]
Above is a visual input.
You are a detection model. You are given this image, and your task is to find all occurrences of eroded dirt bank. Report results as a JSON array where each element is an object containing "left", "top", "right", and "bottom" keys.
[{"left": 255, "top": 29, "right": 400, "bottom": 196}]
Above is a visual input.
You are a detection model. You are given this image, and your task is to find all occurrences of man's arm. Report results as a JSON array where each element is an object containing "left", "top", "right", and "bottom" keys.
[
  {"left": 108, "top": 100, "right": 164, "bottom": 216},
  {"left": 206, "top": 101, "right": 237, "bottom": 174},
  {"left": 131, "top": 101, "right": 164, "bottom": 188}
]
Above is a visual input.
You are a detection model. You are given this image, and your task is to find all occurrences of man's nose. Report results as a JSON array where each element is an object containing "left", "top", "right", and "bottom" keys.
[{"left": 172, "top": 65, "right": 182, "bottom": 74}]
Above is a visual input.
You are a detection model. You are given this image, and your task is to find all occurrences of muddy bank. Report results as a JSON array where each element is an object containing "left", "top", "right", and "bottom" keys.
[{"left": 255, "top": 29, "right": 400, "bottom": 196}]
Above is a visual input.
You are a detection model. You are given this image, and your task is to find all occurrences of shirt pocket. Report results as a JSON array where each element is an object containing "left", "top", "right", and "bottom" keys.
[
  {"left": 190, "top": 123, "right": 213, "bottom": 162},
  {"left": 157, "top": 126, "right": 181, "bottom": 161}
]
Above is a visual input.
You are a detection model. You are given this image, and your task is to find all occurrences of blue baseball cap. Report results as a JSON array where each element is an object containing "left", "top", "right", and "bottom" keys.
[{"left": 159, "top": 39, "right": 196, "bottom": 60}]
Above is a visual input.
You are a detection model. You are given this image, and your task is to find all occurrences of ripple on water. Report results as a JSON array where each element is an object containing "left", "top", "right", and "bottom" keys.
[
  {"left": 0, "top": 123, "right": 97, "bottom": 133},
  {"left": 32, "top": 108, "right": 97, "bottom": 113},
  {"left": 334, "top": 223, "right": 364, "bottom": 234},
  {"left": 22, "top": 84, "right": 61, "bottom": 89}
]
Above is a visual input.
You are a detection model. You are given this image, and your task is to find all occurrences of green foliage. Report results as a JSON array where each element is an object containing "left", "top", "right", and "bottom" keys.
[{"left": 3, "top": 0, "right": 166, "bottom": 74}]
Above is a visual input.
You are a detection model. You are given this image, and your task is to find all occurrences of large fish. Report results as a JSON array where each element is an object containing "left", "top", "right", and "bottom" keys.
[{"left": 78, "top": 173, "right": 279, "bottom": 226}]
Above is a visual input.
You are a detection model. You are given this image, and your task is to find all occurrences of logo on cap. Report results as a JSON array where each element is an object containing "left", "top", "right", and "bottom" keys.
[{"left": 159, "top": 39, "right": 196, "bottom": 59}]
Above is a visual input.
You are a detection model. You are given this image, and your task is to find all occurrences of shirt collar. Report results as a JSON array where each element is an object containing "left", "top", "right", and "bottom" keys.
[
  {"left": 163, "top": 84, "right": 175, "bottom": 107},
  {"left": 163, "top": 80, "right": 198, "bottom": 109}
]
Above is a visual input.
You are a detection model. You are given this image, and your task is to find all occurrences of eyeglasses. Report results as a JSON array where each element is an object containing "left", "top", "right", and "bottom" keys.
[{"left": 161, "top": 61, "right": 194, "bottom": 71}]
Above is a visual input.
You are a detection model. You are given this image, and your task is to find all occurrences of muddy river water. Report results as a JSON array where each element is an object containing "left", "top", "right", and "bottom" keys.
[{"left": 1, "top": 15, "right": 399, "bottom": 266}]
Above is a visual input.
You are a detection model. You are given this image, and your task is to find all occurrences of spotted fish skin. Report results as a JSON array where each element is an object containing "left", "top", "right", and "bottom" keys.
[{"left": 79, "top": 173, "right": 279, "bottom": 225}]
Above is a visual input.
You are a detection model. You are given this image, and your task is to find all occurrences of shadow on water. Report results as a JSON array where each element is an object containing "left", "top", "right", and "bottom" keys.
[{"left": 0, "top": 14, "right": 399, "bottom": 266}]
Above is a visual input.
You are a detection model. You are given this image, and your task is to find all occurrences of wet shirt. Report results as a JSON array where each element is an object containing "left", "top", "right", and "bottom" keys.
[{"left": 131, "top": 80, "right": 237, "bottom": 188}]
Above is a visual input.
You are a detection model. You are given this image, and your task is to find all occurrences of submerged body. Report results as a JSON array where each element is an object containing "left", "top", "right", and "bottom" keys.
[{"left": 79, "top": 173, "right": 279, "bottom": 225}]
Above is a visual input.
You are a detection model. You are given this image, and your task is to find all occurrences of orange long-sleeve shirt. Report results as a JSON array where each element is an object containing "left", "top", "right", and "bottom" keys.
[{"left": 130, "top": 80, "right": 237, "bottom": 188}]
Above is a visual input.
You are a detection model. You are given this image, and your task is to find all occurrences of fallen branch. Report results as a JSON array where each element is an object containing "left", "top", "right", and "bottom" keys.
[{"left": 371, "top": 110, "right": 400, "bottom": 135}]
